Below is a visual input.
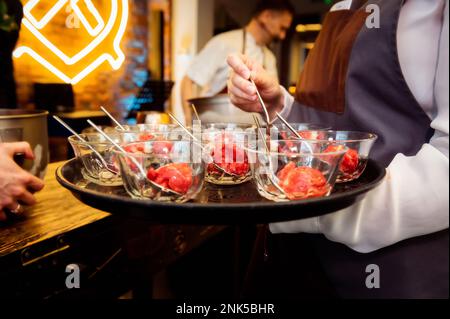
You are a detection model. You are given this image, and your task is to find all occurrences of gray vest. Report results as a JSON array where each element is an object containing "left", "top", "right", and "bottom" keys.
[{"left": 288, "top": 0, "right": 448, "bottom": 298}]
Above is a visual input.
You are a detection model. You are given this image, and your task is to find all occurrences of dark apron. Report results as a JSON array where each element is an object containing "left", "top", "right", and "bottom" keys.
[{"left": 244, "top": 0, "right": 448, "bottom": 299}]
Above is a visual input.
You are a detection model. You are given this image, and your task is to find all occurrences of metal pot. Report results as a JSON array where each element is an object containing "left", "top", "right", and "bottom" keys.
[
  {"left": 0, "top": 109, "right": 49, "bottom": 179},
  {"left": 188, "top": 94, "right": 263, "bottom": 125}
]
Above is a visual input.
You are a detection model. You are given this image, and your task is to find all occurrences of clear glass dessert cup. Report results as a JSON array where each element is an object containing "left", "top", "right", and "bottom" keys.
[
  {"left": 290, "top": 130, "right": 378, "bottom": 182},
  {"left": 247, "top": 139, "right": 348, "bottom": 202},
  {"left": 201, "top": 130, "right": 252, "bottom": 186},
  {"left": 116, "top": 140, "right": 204, "bottom": 203},
  {"left": 115, "top": 123, "right": 189, "bottom": 143},
  {"left": 69, "top": 133, "right": 123, "bottom": 186}
]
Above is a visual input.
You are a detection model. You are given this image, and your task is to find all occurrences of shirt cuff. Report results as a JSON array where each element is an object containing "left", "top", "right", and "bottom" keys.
[{"left": 276, "top": 86, "right": 295, "bottom": 120}]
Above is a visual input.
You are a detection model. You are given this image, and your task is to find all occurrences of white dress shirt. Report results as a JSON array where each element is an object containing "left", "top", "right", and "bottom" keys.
[
  {"left": 272, "top": 0, "right": 449, "bottom": 253},
  {"left": 187, "top": 29, "right": 278, "bottom": 97}
]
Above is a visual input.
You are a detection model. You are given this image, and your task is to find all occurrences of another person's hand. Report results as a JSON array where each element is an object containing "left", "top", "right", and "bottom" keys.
[
  {"left": 0, "top": 142, "right": 45, "bottom": 221},
  {"left": 226, "top": 53, "right": 285, "bottom": 117}
]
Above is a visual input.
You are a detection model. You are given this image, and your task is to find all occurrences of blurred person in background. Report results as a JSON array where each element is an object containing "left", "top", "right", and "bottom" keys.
[{"left": 180, "top": 0, "right": 294, "bottom": 124}]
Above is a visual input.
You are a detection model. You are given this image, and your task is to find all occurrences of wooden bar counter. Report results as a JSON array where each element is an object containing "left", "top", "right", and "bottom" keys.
[
  {"left": 0, "top": 162, "right": 228, "bottom": 299},
  {"left": 0, "top": 162, "right": 110, "bottom": 257}
]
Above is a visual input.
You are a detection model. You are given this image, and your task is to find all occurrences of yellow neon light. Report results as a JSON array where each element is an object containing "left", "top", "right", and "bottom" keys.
[
  {"left": 23, "top": 0, "right": 65, "bottom": 29},
  {"left": 19, "top": 0, "right": 118, "bottom": 65},
  {"left": 24, "top": 0, "right": 105, "bottom": 37},
  {"left": 13, "top": 0, "right": 128, "bottom": 84},
  {"left": 71, "top": 0, "right": 105, "bottom": 37}
]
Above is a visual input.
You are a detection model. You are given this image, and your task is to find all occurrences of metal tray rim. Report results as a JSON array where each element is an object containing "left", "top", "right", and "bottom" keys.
[{"left": 56, "top": 158, "right": 386, "bottom": 211}]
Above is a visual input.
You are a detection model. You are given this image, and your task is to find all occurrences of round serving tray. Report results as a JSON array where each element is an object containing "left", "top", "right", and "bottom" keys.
[{"left": 56, "top": 158, "right": 386, "bottom": 224}]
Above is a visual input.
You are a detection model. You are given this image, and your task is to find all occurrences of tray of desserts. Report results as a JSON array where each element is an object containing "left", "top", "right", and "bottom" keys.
[{"left": 55, "top": 123, "right": 385, "bottom": 224}]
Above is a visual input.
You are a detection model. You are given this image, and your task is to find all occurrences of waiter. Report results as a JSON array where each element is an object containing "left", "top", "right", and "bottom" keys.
[
  {"left": 227, "top": 0, "right": 449, "bottom": 298},
  {"left": 0, "top": 0, "right": 23, "bottom": 109},
  {"left": 180, "top": 0, "right": 294, "bottom": 124}
]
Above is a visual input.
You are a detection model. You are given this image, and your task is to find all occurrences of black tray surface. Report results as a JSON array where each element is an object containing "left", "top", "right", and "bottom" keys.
[{"left": 56, "top": 158, "right": 386, "bottom": 224}]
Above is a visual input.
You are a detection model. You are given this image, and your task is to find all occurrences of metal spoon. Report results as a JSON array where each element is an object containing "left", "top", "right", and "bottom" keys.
[
  {"left": 168, "top": 113, "right": 242, "bottom": 178},
  {"left": 253, "top": 115, "right": 286, "bottom": 197},
  {"left": 250, "top": 77, "right": 271, "bottom": 126},
  {"left": 87, "top": 120, "right": 182, "bottom": 197},
  {"left": 191, "top": 104, "right": 200, "bottom": 122},
  {"left": 53, "top": 115, "right": 118, "bottom": 176},
  {"left": 275, "top": 112, "right": 302, "bottom": 139},
  {"left": 275, "top": 111, "right": 313, "bottom": 154},
  {"left": 100, "top": 106, "right": 127, "bottom": 131}
]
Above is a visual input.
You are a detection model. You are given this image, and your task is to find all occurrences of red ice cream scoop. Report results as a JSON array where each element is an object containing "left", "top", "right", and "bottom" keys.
[
  {"left": 324, "top": 144, "right": 359, "bottom": 174},
  {"left": 147, "top": 163, "right": 193, "bottom": 194},
  {"left": 277, "top": 162, "right": 329, "bottom": 200},
  {"left": 207, "top": 136, "right": 249, "bottom": 177}
]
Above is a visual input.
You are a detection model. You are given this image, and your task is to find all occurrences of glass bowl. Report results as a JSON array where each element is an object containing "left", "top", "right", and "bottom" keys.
[
  {"left": 247, "top": 139, "right": 347, "bottom": 202},
  {"left": 201, "top": 122, "right": 254, "bottom": 144},
  {"left": 202, "top": 122, "right": 254, "bottom": 131},
  {"left": 116, "top": 140, "right": 204, "bottom": 203},
  {"left": 81, "top": 126, "right": 117, "bottom": 135},
  {"left": 116, "top": 123, "right": 178, "bottom": 133},
  {"left": 272, "top": 123, "right": 331, "bottom": 140},
  {"left": 202, "top": 130, "right": 252, "bottom": 185},
  {"left": 292, "top": 131, "right": 378, "bottom": 183},
  {"left": 115, "top": 124, "right": 188, "bottom": 143},
  {"left": 68, "top": 133, "right": 123, "bottom": 186}
]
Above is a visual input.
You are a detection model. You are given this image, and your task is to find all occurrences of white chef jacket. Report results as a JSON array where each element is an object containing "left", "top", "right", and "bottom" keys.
[
  {"left": 186, "top": 29, "right": 278, "bottom": 97},
  {"left": 272, "top": 0, "right": 449, "bottom": 253}
]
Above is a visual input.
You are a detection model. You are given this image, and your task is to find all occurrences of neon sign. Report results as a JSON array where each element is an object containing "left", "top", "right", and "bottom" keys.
[{"left": 13, "top": 0, "right": 129, "bottom": 84}]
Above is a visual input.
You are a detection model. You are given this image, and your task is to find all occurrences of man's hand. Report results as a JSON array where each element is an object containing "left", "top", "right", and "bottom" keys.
[
  {"left": 0, "top": 142, "right": 45, "bottom": 221},
  {"left": 226, "top": 53, "right": 285, "bottom": 118}
]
